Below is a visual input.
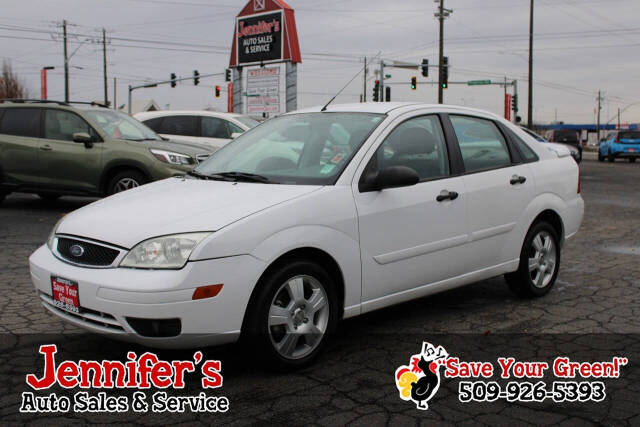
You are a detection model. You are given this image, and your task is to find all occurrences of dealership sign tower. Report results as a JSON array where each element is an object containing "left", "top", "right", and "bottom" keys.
[{"left": 229, "top": 0, "right": 301, "bottom": 114}]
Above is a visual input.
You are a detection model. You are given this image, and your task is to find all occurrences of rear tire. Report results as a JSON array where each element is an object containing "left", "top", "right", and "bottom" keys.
[
  {"left": 242, "top": 259, "right": 339, "bottom": 369},
  {"left": 107, "top": 170, "right": 147, "bottom": 195},
  {"left": 505, "top": 221, "right": 561, "bottom": 298},
  {"left": 607, "top": 150, "right": 615, "bottom": 162}
]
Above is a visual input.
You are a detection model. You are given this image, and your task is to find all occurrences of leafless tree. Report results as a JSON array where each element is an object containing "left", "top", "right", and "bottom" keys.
[{"left": 0, "top": 60, "right": 29, "bottom": 99}]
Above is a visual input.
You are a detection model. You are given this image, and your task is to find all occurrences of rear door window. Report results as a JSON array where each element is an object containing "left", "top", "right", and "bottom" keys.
[
  {"left": 0, "top": 108, "right": 40, "bottom": 137},
  {"left": 450, "top": 115, "right": 512, "bottom": 173},
  {"left": 202, "top": 117, "right": 231, "bottom": 139},
  {"left": 158, "top": 115, "right": 197, "bottom": 136}
]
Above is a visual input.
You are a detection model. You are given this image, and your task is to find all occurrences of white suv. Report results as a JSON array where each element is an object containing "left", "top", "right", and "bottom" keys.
[{"left": 134, "top": 110, "right": 259, "bottom": 151}]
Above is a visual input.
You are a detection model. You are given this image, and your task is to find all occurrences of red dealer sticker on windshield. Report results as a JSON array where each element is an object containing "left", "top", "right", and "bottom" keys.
[{"left": 51, "top": 276, "right": 79, "bottom": 313}]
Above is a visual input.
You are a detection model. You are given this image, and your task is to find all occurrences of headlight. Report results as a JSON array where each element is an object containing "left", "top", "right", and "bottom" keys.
[
  {"left": 150, "top": 149, "right": 194, "bottom": 165},
  {"left": 120, "top": 232, "right": 210, "bottom": 269},
  {"left": 47, "top": 217, "right": 64, "bottom": 249}
]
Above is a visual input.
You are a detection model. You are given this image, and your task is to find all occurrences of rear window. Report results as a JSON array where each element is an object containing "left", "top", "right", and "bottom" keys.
[
  {"left": 158, "top": 116, "right": 197, "bottom": 136},
  {"left": 0, "top": 108, "right": 40, "bottom": 137},
  {"left": 618, "top": 131, "right": 640, "bottom": 140},
  {"left": 553, "top": 130, "right": 579, "bottom": 143}
]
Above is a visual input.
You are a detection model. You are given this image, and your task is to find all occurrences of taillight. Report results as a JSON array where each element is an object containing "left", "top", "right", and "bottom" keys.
[{"left": 577, "top": 169, "right": 581, "bottom": 194}]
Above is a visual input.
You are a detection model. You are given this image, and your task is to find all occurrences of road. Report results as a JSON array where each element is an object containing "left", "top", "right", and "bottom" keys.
[{"left": 1, "top": 158, "right": 639, "bottom": 425}]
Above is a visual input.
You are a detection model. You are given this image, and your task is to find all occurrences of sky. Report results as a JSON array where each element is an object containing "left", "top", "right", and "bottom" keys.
[{"left": 1, "top": 0, "right": 639, "bottom": 124}]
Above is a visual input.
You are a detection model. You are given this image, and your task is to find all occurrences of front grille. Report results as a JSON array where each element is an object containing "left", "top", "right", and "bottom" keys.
[{"left": 57, "top": 237, "right": 120, "bottom": 267}]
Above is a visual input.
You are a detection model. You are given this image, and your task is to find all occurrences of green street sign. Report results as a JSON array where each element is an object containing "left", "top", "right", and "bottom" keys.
[
  {"left": 385, "top": 74, "right": 392, "bottom": 78},
  {"left": 467, "top": 80, "right": 492, "bottom": 86}
]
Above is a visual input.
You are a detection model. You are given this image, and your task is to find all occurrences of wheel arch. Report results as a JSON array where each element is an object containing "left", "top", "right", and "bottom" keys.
[
  {"left": 100, "top": 161, "right": 152, "bottom": 195},
  {"left": 241, "top": 246, "right": 346, "bottom": 335}
]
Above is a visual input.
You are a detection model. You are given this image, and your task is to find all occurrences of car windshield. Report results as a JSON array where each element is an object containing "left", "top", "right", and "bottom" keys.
[
  {"left": 195, "top": 112, "right": 385, "bottom": 185},
  {"left": 85, "top": 110, "right": 161, "bottom": 141},
  {"left": 235, "top": 115, "right": 260, "bottom": 129}
]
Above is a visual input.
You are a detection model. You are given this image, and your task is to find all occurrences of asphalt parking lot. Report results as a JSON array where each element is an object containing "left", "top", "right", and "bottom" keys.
[{"left": 1, "top": 155, "right": 639, "bottom": 425}]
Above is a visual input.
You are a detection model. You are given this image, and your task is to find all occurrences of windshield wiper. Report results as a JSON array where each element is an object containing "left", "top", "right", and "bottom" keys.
[
  {"left": 214, "top": 171, "right": 274, "bottom": 184},
  {"left": 186, "top": 170, "right": 212, "bottom": 180}
]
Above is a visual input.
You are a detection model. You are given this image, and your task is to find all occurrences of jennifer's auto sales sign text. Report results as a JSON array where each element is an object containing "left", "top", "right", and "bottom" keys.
[{"left": 236, "top": 11, "right": 283, "bottom": 65}]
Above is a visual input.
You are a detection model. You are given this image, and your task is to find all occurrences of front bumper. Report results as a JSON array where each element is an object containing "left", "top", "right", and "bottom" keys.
[{"left": 29, "top": 245, "right": 266, "bottom": 348}]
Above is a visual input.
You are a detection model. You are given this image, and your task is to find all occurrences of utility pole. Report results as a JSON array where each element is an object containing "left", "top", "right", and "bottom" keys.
[
  {"left": 379, "top": 60, "right": 384, "bottom": 103},
  {"left": 438, "top": 0, "right": 445, "bottom": 104},
  {"left": 617, "top": 107, "right": 621, "bottom": 129},
  {"left": 363, "top": 56, "right": 367, "bottom": 102},
  {"left": 63, "top": 19, "right": 69, "bottom": 103},
  {"left": 527, "top": 0, "right": 534, "bottom": 129},
  {"left": 596, "top": 90, "right": 603, "bottom": 140},
  {"left": 113, "top": 77, "right": 117, "bottom": 110},
  {"left": 102, "top": 28, "right": 108, "bottom": 106}
]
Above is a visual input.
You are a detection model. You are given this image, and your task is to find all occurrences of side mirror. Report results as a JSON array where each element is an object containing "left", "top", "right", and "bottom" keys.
[
  {"left": 72, "top": 132, "right": 93, "bottom": 148},
  {"left": 230, "top": 132, "right": 242, "bottom": 139},
  {"left": 360, "top": 166, "right": 420, "bottom": 192}
]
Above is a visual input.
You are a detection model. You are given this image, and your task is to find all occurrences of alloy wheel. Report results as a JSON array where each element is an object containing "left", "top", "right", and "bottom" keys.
[
  {"left": 113, "top": 178, "right": 140, "bottom": 193},
  {"left": 268, "top": 274, "right": 330, "bottom": 360},
  {"left": 528, "top": 230, "right": 557, "bottom": 288}
]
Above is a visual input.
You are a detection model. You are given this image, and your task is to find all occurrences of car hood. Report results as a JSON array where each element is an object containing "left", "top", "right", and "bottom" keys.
[
  {"left": 57, "top": 178, "right": 322, "bottom": 248},
  {"left": 131, "top": 138, "right": 215, "bottom": 156}
]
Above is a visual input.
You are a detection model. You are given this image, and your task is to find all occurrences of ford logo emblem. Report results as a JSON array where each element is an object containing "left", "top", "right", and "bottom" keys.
[{"left": 69, "top": 244, "right": 85, "bottom": 257}]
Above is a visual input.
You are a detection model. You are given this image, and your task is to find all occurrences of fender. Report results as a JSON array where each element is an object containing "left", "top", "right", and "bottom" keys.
[
  {"left": 248, "top": 225, "right": 362, "bottom": 318},
  {"left": 499, "top": 192, "right": 568, "bottom": 264}
]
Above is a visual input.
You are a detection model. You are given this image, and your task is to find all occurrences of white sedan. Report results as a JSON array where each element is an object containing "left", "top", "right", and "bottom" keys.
[
  {"left": 134, "top": 110, "right": 259, "bottom": 151},
  {"left": 29, "top": 103, "right": 583, "bottom": 367}
]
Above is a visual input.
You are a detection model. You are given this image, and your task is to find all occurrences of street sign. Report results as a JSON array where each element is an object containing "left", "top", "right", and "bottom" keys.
[
  {"left": 385, "top": 74, "right": 392, "bottom": 78},
  {"left": 467, "top": 80, "right": 492, "bottom": 86}
]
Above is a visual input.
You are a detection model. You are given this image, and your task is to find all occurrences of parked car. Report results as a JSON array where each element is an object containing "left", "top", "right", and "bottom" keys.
[
  {"left": 0, "top": 100, "right": 214, "bottom": 203},
  {"left": 543, "top": 129, "right": 582, "bottom": 163},
  {"left": 598, "top": 130, "right": 640, "bottom": 163},
  {"left": 520, "top": 127, "right": 581, "bottom": 163},
  {"left": 30, "top": 103, "right": 583, "bottom": 367},
  {"left": 134, "top": 110, "right": 259, "bottom": 151}
]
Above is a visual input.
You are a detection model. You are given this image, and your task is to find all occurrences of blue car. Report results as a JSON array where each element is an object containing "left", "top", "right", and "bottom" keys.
[{"left": 599, "top": 130, "right": 640, "bottom": 163}]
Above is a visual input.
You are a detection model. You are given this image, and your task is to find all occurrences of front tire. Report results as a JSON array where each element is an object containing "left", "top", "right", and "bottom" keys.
[
  {"left": 597, "top": 150, "right": 604, "bottom": 162},
  {"left": 107, "top": 170, "right": 147, "bottom": 195},
  {"left": 608, "top": 150, "right": 615, "bottom": 162},
  {"left": 243, "top": 259, "right": 339, "bottom": 369},
  {"left": 505, "top": 221, "right": 561, "bottom": 298}
]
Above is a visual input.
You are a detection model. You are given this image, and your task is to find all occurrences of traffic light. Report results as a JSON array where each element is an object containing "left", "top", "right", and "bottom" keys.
[
  {"left": 215, "top": 85, "right": 221, "bottom": 98},
  {"left": 441, "top": 57, "right": 449, "bottom": 89},
  {"left": 411, "top": 76, "right": 417, "bottom": 90},
  {"left": 421, "top": 59, "right": 429, "bottom": 77},
  {"left": 225, "top": 68, "right": 231, "bottom": 82},
  {"left": 385, "top": 86, "right": 391, "bottom": 102},
  {"left": 170, "top": 72, "right": 176, "bottom": 88},
  {"left": 193, "top": 70, "right": 200, "bottom": 86},
  {"left": 373, "top": 79, "right": 380, "bottom": 102},
  {"left": 511, "top": 94, "right": 519, "bottom": 113}
]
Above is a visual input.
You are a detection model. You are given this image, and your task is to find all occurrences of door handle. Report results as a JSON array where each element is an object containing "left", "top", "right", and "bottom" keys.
[
  {"left": 436, "top": 190, "right": 459, "bottom": 202},
  {"left": 40, "top": 144, "right": 52, "bottom": 151},
  {"left": 510, "top": 175, "right": 526, "bottom": 185}
]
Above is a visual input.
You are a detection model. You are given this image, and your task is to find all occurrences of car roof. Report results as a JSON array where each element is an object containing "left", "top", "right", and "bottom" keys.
[
  {"left": 134, "top": 110, "right": 244, "bottom": 119},
  {"left": 293, "top": 102, "right": 505, "bottom": 119}
]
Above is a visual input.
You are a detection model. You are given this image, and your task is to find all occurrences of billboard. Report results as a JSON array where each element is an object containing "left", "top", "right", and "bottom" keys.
[
  {"left": 246, "top": 67, "right": 280, "bottom": 113},
  {"left": 236, "top": 11, "right": 283, "bottom": 66}
]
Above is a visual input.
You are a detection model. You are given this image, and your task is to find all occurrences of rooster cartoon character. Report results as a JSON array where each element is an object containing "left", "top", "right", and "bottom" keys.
[{"left": 395, "top": 342, "right": 449, "bottom": 410}]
